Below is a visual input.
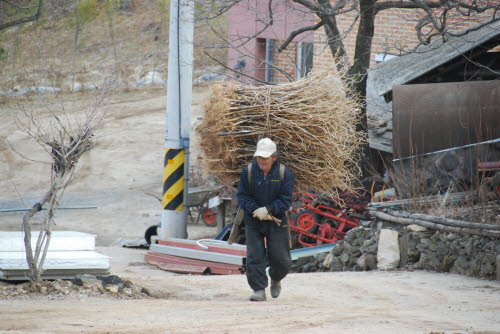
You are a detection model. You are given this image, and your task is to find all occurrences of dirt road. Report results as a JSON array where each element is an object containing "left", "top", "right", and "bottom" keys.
[
  {"left": 0, "top": 86, "right": 212, "bottom": 245},
  {"left": 1, "top": 87, "right": 500, "bottom": 333},
  {"left": 1, "top": 246, "right": 500, "bottom": 333}
]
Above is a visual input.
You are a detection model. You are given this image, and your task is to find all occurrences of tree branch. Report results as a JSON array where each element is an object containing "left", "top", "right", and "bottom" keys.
[
  {"left": 316, "top": 0, "right": 350, "bottom": 70},
  {"left": 237, "top": 0, "right": 274, "bottom": 48},
  {"left": 0, "top": 0, "right": 43, "bottom": 31},
  {"left": 196, "top": 0, "right": 243, "bottom": 21},
  {"left": 375, "top": 0, "right": 442, "bottom": 13},
  {"left": 278, "top": 21, "right": 323, "bottom": 52},
  {"left": 203, "top": 50, "right": 275, "bottom": 85},
  {"left": 203, "top": 18, "right": 296, "bottom": 82},
  {"left": 215, "top": 0, "right": 275, "bottom": 49},
  {"left": 0, "top": 0, "right": 37, "bottom": 9},
  {"left": 267, "top": 0, "right": 274, "bottom": 26},
  {"left": 291, "top": 0, "right": 317, "bottom": 12},
  {"left": 22, "top": 183, "right": 55, "bottom": 281},
  {"left": 447, "top": 17, "right": 500, "bottom": 38}
]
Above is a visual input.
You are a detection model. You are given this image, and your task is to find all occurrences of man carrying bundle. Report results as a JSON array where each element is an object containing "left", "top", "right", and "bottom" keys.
[{"left": 237, "top": 138, "right": 294, "bottom": 301}]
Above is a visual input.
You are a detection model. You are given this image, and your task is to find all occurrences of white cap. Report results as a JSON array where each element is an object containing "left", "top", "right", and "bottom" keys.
[{"left": 253, "top": 138, "right": 277, "bottom": 158}]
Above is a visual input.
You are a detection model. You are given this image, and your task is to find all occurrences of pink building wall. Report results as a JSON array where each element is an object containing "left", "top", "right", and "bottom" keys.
[
  {"left": 227, "top": 0, "right": 315, "bottom": 83},
  {"left": 227, "top": 2, "right": 497, "bottom": 84}
]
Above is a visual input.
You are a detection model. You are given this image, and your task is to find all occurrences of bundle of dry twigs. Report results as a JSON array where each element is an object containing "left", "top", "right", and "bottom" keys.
[{"left": 196, "top": 67, "right": 365, "bottom": 196}]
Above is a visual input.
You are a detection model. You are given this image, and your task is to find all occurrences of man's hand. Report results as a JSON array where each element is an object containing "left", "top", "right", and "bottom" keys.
[{"left": 252, "top": 207, "right": 269, "bottom": 220}]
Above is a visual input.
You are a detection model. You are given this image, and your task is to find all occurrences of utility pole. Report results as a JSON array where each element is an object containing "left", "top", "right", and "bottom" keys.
[{"left": 160, "top": 0, "right": 194, "bottom": 239}]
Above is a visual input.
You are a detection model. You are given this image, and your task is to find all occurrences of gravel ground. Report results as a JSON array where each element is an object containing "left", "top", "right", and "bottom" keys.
[{"left": 1, "top": 87, "right": 499, "bottom": 334}]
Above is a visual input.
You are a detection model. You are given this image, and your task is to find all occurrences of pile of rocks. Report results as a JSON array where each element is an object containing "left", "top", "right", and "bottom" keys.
[
  {"left": 291, "top": 220, "right": 500, "bottom": 280},
  {"left": 0, "top": 274, "right": 151, "bottom": 300}
]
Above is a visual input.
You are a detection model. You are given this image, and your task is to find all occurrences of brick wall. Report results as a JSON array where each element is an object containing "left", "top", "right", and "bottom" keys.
[
  {"left": 270, "top": 40, "right": 297, "bottom": 83},
  {"left": 313, "top": 8, "right": 498, "bottom": 69}
]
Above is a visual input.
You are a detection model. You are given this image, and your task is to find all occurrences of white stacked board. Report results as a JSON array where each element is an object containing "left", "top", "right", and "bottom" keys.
[
  {"left": 0, "top": 231, "right": 95, "bottom": 252},
  {"left": 0, "top": 231, "right": 110, "bottom": 280}
]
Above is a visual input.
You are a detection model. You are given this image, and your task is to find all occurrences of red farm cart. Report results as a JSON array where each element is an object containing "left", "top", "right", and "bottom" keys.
[{"left": 289, "top": 192, "right": 369, "bottom": 248}]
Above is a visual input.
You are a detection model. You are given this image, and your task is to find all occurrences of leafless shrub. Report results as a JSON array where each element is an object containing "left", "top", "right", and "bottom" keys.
[
  {"left": 8, "top": 78, "right": 112, "bottom": 282},
  {"left": 387, "top": 157, "right": 441, "bottom": 213},
  {"left": 388, "top": 157, "right": 499, "bottom": 223},
  {"left": 389, "top": 160, "right": 428, "bottom": 196},
  {"left": 432, "top": 175, "right": 500, "bottom": 224}
]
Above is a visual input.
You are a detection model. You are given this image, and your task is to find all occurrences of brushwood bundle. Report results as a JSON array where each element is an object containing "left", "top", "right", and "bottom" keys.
[{"left": 196, "top": 68, "right": 365, "bottom": 196}]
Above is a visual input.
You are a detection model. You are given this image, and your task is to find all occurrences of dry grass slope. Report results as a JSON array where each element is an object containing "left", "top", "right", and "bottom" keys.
[{"left": 0, "top": 0, "right": 225, "bottom": 92}]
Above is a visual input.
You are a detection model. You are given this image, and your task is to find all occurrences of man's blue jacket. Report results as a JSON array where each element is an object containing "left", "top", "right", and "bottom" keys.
[{"left": 236, "top": 160, "right": 294, "bottom": 222}]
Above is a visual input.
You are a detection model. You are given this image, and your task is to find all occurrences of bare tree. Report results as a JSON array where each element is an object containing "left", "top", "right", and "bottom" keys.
[
  {"left": 0, "top": 0, "right": 43, "bottom": 31},
  {"left": 10, "top": 82, "right": 111, "bottom": 282},
  {"left": 199, "top": 0, "right": 500, "bottom": 172}
]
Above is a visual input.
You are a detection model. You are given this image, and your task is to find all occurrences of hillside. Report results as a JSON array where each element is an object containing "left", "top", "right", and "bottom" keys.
[
  {"left": 0, "top": 0, "right": 225, "bottom": 92},
  {"left": 0, "top": 0, "right": 224, "bottom": 245}
]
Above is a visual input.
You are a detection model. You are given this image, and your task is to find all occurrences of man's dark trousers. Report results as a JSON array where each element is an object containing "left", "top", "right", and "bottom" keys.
[{"left": 245, "top": 219, "right": 291, "bottom": 291}]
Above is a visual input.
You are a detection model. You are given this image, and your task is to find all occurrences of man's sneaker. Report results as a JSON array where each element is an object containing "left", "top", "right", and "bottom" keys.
[
  {"left": 270, "top": 280, "right": 281, "bottom": 298},
  {"left": 249, "top": 289, "right": 266, "bottom": 301}
]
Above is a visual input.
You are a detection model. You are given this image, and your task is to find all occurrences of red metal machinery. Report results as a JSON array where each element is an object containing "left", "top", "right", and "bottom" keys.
[{"left": 290, "top": 192, "right": 368, "bottom": 247}]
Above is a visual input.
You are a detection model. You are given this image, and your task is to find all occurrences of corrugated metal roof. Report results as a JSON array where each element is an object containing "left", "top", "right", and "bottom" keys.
[
  {"left": 367, "top": 79, "right": 393, "bottom": 153},
  {"left": 368, "top": 20, "right": 500, "bottom": 97}
]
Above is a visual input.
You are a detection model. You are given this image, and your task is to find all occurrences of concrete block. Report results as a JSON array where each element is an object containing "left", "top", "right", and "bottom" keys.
[
  {"left": 377, "top": 229, "right": 400, "bottom": 270},
  {"left": 398, "top": 233, "right": 410, "bottom": 267}
]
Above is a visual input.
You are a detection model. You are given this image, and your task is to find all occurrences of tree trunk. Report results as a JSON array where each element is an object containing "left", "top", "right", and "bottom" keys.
[
  {"left": 347, "top": 0, "right": 376, "bottom": 176},
  {"left": 370, "top": 210, "right": 500, "bottom": 238},
  {"left": 388, "top": 210, "right": 500, "bottom": 231},
  {"left": 317, "top": 0, "right": 350, "bottom": 71},
  {"left": 347, "top": 0, "right": 376, "bottom": 87},
  {"left": 22, "top": 186, "right": 55, "bottom": 282}
]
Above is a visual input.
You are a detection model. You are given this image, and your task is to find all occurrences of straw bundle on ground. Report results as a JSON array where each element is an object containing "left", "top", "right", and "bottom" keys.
[{"left": 196, "top": 68, "right": 365, "bottom": 196}]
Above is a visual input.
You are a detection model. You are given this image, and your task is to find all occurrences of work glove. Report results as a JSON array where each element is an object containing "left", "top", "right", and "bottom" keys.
[{"left": 252, "top": 207, "right": 269, "bottom": 221}]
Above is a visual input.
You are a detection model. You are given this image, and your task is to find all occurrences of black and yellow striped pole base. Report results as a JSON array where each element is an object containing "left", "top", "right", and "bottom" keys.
[{"left": 162, "top": 148, "right": 185, "bottom": 211}]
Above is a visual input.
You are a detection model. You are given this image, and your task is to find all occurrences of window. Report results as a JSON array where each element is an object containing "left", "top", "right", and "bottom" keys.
[{"left": 297, "top": 42, "right": 314, "bottom": 79}]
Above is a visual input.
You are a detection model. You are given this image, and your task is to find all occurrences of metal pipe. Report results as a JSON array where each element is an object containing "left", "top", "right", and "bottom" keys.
[
  {"left": 0, "top": 206, "right": 97, "bottom": 213},
  {"left": 290, "top": 243, "right": 335, "bottom": 260},
  {"left": 150, "top": 244, "right": 245, "bottom": 265},
  {"left": 296, "top": 41, "right": 302, "bottom": 80},
  {"left": 393, "top": 138, "right": 500, "bottom": 162},
  {"left": 265, "top": 39, "right": 271, "bottom": 83},
  {"left": 179, "top": 0, "right": 194, "bottom": 238}
]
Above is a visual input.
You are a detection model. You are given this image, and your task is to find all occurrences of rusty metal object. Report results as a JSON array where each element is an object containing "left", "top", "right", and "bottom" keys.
[
  {"left": 392, "top": 81, "right": 500, "bottom": 160},
  {"left": 148, "top": 261, "right": 209, "bottom": 275},
  {"left": 477, "top": 160, "right": 500, "bottom": 172}
]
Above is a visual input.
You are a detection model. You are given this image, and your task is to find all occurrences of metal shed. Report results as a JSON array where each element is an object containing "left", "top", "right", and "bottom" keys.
[{"left": 366, "top": 20, "right": 500, "bottom": 155}]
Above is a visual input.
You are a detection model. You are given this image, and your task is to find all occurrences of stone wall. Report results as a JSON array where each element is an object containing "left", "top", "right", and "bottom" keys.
[{"left": 291, "top": 220, "right": 500, "bottom": 280}]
